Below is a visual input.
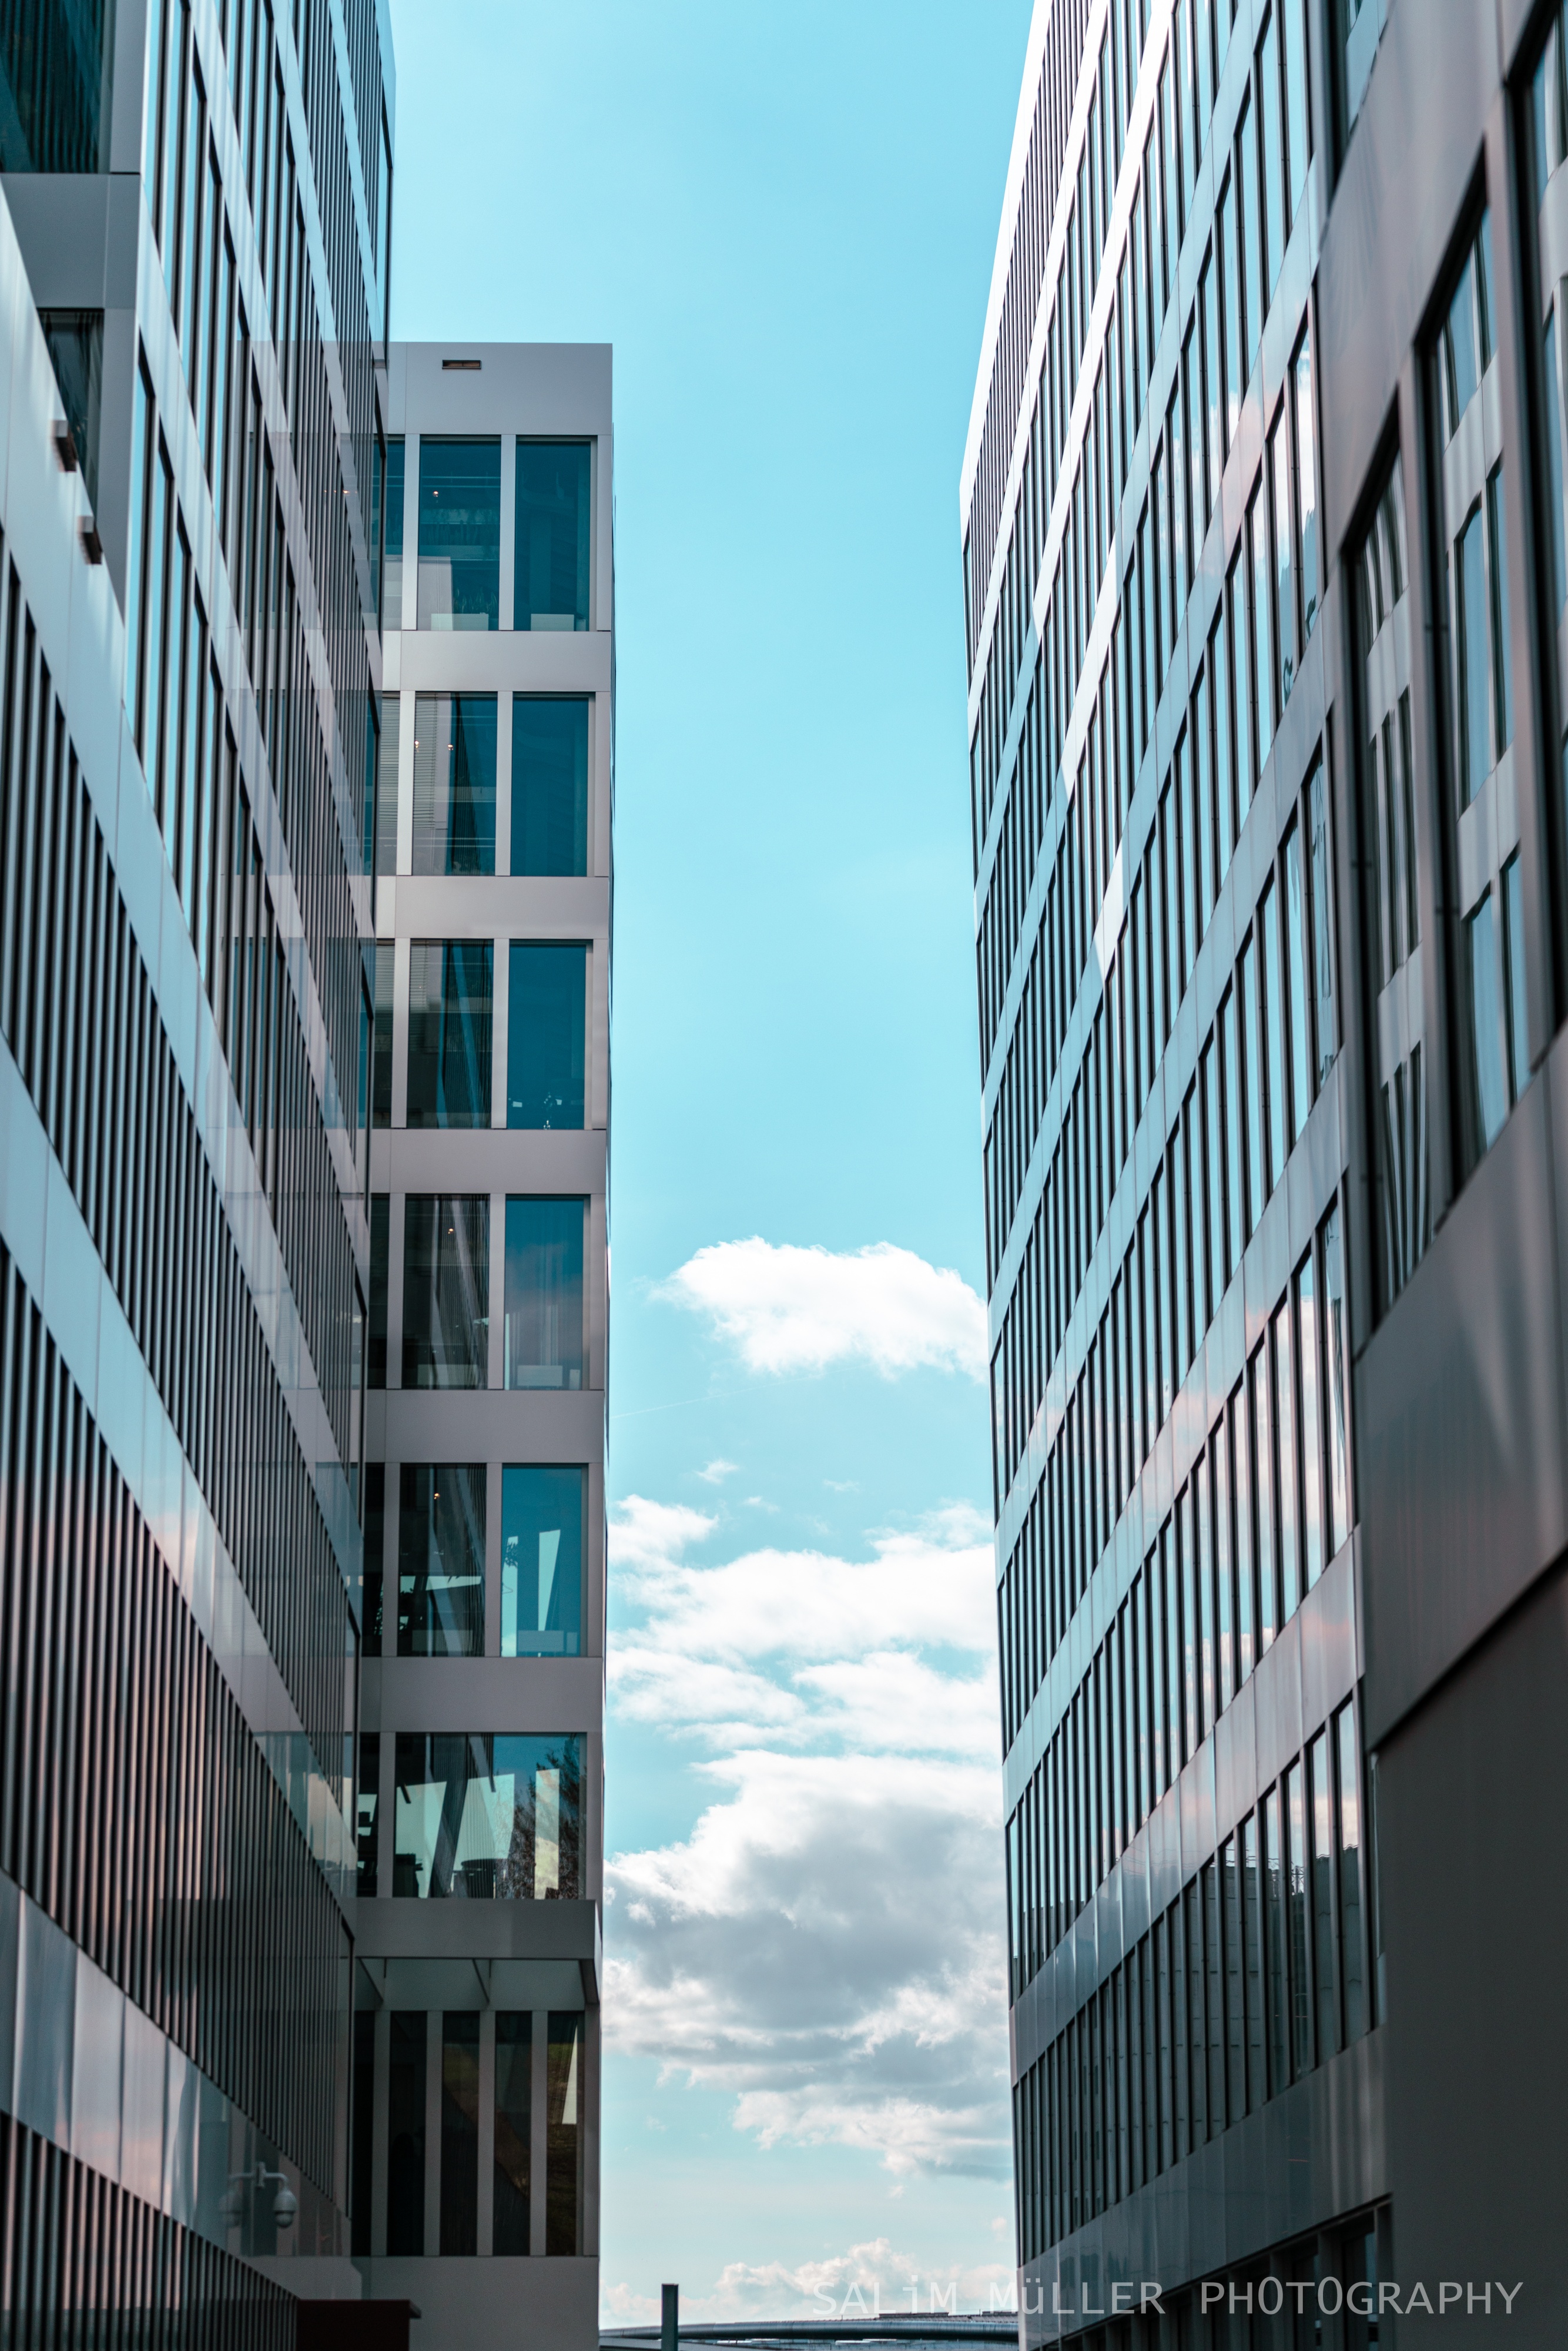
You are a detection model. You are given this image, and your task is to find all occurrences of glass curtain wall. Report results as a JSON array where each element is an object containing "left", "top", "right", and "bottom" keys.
[
  {"left": 392, "top": 1733, "right": 582, "bottom": 1898},
  {"left": 500, "top": 1465, "right": 585, "bottom": 1656},
  {"left": 508, "top": 943, "right": 586, "bottom": 1127},
  {"left": 413, "top": 692, "right": 497, "bottom": 874},
  {"left": 503, "top": 1198, "right": 585, "bottom": 1390},
  {"left": 397, "top": 1462, "right": 486, "bottom": 1656},
  {"left": 512, "top": 698, "right": 589, "bottom": 875},
  {"left": 403, "top": 1195, "right": 490, "bottom": 1388}
]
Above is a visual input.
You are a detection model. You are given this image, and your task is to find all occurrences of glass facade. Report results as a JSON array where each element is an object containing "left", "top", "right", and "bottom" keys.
[
  {"left": 398, "top": 1462, "right": 487, "bottom": 1656},
  {"left": 403, "top": 1195, "right": 491, "bottom": 1389}
]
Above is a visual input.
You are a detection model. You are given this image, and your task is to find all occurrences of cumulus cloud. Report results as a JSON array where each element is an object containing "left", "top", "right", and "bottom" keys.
[
  {"left": 655, "top": 1237, "right": 987, "bottom": 1379},
  {"left": 605, "top": 1751, "right": 1007, "bottom": 2178},
  {"left": 605, "top": 1496, "right": 1009, "bottom": 2177}
]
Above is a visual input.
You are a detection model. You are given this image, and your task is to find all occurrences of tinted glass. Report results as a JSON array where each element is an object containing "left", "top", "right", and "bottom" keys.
[
  {"left": 402, "top": 1195, "right": 490, "bottom": 1389},
  {"left": 512, "top": 698, "right": 589, "bottom": 875},
  {"left": 413, "top": 692, "right": 497, "bottom": 875},
  {"left": 407, "top": 940, "right": 492, "bottom": 1129},
  {"left": 515, "top": 441, "right": 591, "bottom": 630},
  {"left": 504, "top": 1198, "right": 585, "bottom": 1391},
  {"left": 501, "top": 1465, "right": 585, "bottom": 1656},
  {"left": 393, "top": 1733, "right": 581, "bottom": 1898},
  {"left": 418, "top": 437, "right": 501, "bottom": 628},
  {"left": 397, "top": 1462, "right": 485, "bottom": 1656},
  {"left": 508, "top": 942, "right": 586, "bottom": 1128}
]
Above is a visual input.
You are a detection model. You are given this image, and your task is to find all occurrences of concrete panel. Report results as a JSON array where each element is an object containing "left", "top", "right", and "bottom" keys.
[{"left": 1359, "top": 1071, "right": 1567, "bottom": 1745}]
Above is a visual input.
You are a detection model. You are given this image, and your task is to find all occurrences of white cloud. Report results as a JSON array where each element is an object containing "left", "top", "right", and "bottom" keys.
[
  {"left": 606, "top": 1494, "right": 1009, "bottom": 2179},
  {"left": 605, "top": 1751, "right": 1008, "bottom": 2179},
  {"left": 655, "top": 1237, "right": 987, "bottom": 1379},
  {"left": 696, "top": 1458, "right": 738, "bottom": 1485}
]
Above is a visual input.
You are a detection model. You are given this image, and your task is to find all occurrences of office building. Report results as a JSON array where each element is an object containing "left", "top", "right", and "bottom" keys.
[
  {"left": 352, "top": 342, "right": 612, "bottom": 2351},
  {"left": 0, "top": 0, "right": 387, "bottom": 2328},
  {"left": 964, "top": 0, "right": 1568, "bottom": 2336}
]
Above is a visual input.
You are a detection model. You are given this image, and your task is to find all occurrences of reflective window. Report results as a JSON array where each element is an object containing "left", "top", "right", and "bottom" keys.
[
  {"left": 508, "top": 942, "right": 586, "bottom": 1128},
  {"left": 407, "top": 941, "right": 493, "bottom": 1129},
  {"left": 501, "top": 1465, "right": 585, "bottom": 1656},
  {"left": 382, "top": 436, "right": 405, "bottom": 628},
  {"left": 387, "top": 2012, "right": 426, "bottom": 2254},
  {"left": 441, "top": 2014, "right": 480, "bottom": 2255},
  {"left": 412, "top": 692, "right": 497, "bottom": 875},
  {"left": 515, "top": 441, "right": 591, "bottom": 631},
  {"left": 356, "top": 1730, "right": 380, "bottom": 1893},
  {"left": 547, "top": 2014, "right": 585, "bottom": 2253},
  {"left": 512, "top": 698, "right": 589, "bottom": 876},
  {"left": 403, "top": 1195, "right": 490, "bottom": 1389},
  {"left": 398, "top": 1462, "right": 485, "bottom": 1657},
  {"left": 371, "top": 945, "right": 393, "bottom": 1128},
  {"left": 504, "top": 1198, "right": 585, "bottom": 1391},
  {"left": 417, "top": 437, "right": 500, "bottom": 629},
  {"left": 376, "top": 695, "right": 400, "bottom": 876},
  {"left": 393, "top": 1733, "right": 582, "bottom": 1898},
  {"left": 494, "top": 2015, "right": 531, "bottom": 2253}
]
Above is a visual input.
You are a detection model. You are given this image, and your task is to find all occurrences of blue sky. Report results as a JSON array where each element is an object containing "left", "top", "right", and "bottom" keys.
[{"left": 387, "top": 0, "right": 1032, "bottom": 2316}]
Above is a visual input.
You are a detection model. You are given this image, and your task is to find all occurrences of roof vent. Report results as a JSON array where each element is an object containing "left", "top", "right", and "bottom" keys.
[{"left": 442, "top": 358, "right": 481, "bottom": 371}]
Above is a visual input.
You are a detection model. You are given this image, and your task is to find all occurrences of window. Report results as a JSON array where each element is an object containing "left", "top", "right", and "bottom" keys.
[
  {"left": 441, "top": 2014, "right": 480, "bottom": 2254},
  {"left": 40, "top": 310, "right": 103, "bottom": 515},
  {"left": 402, "top": 1195, "right": 490, "bottom": 1389},
  {"left": 417, "top": 437, "right": 501, "bottom": 629},
  {"left": 407, "top": 941, "right": 493, "bottom": 1128},
  {"left": 1271, "top": 407, "right": 1294, "bottom": 708},
  {"left": 397, "top": 1462, "right": 485, "bottom": 1657},
  {"left": 504, "top": 1198, "right": 585, "bottom": 1391},
  {"left": 376, "top": 701, "right": 402, "bottom": 884},
  {"left": 494, "top": 2015, "right": 532, "bottom": 2253},
  {"left": 516, "top": 441, "right": 591, "bottom": 631},
  {"left": 357, "top": 1729, "right": 380, "bottom": 1891},
  {"left": 1464, "top": 893, "right": 1507, "bottom": 1155},
  {"left": 501, "top": 1466, "right": 585, "bottom": 1656},
  {"left": 369, "top": 1193, "right": 389, "bottom": 1387},
  {"left": 1433, "top": 212, "right": 1523, "bottom": 1176},
  {"left": 1334, "top": 0, "right": 1386, "bottom": 158},
  {"left": 1283, "top": 815, "right": 1311, "bottom": 1138},
  {"left": 382, "top": 435, "right": 405, "bottom": 627},
  {"left": 1502, "top": 853, "right": 1529, "bottom": 1100},
  {"left": 412, "top": 692, "right": 496, "bottom": 874},
  {"left": 508, "top": 942, "right": 587, "bottom": 1128},
  {"left": 1294, "top": 326, "right": 1318, "bottom": 638},
  {"left": 387, "top": 2012, "right": 426, "bottom": 2254},
  {"left": 547, "top": 2014, "right": 585, "bottom": 2253},
  {"left": 1335, "top": 1704, "right": 1366, "bottom": 2041},
  {"left": 393, "top": 1733, "right": 582, "bottom": 1898},
  {"left": 371, "top": 945, "right": 394, "bottom": 1126},
  {"left": 512, "top": 698, "right": 589, "bottom": 875}
]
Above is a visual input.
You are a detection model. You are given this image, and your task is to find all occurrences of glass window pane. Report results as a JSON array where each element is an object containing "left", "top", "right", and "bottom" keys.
[
  {"left": 504, "top": 1198, "right": 585, "bottom": 1391},
  {"left": 501, "top": 1465, "right": 585, "bottom": 1656},
  {"left": 508, "top": 942, "right": 586, "bottom": 1128},
  {"left": 1503, "top": 853, "right": 1529, "bottom": 1102},
  {"left": 512, "top": 698, "right": 588, "bottom": 876},
  {"left": 371, "top": 945, "right": 394, "bottom": 1127},
  {"left": 494, "top": 2015, "right": 531, "bottom": 2254},
  {"left": 376, "top": 695, "right": 400, "bottom": 876},
  {"left": 546, "top": 2014, "right": 585, "bottom": 2255},
  {"left": 1465, "top": 891, "right": 1507, "bottom": 1154},
  {"left": 1249, "top": 480, "right": 1273, "bottom": 771},
  {"left": 1336, "top": 1705, "right": 1366, "bottom": 2041},
  {"left": 1444, "top": 255, "right": 1478, "bottom": 438},
  {"left": 368, "top": 1193, "right": 389, "bottom": 1389},
  {"left": 1543, "top": 312, "right": 1566, "bottom": 618},
  {"left": 1284, "top": 818, "right": 1310, "bottom": 1134},
  {"left": 1272, "top": 413, "right": 1294, "bottom": 704},
  {"left": 356, "top": 1729, "right": 380, "bottom": 1891},
  {"left": 383, "top": 436, "right": 405, "bottom": 628},
  {"left": 412, "top": 692, "right": 497, "bottom": 875},
  {"left": 441, "top": 2014, "right": 480, "bottom": 2256},
  {"left": 402, "top": 1194, "right": 490, "bottom": 1390},
  {"left": 1309, "top": 1732, "right": 1337, "bottom": 2059},
  {"left": 387, "top": 2012, "right": 426, "bottom": 2255},
  {"left": 407, "top": 940, "right": 493, "bottom": 1129},
  {"left": 1487, "top": 464, "right": 1513, "bottom": 755},
  {"left": 1258, "top": 12, "right": 1284, "bottom": 298},
  {"left": 417, "top": 437, "right": 500, "bottom": 629},
  {"left": 397, "top": 1462, "right": 485, "bottom": 1658},
  {"left": 1456, "top": 505, "right": 1492, "bottom": 808},
  {"left": 393, "top": 1732, "right": 581, "bottom": 1898},
  {"left": 516, "top": 441, "right": 591, "bottom": 632}
]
